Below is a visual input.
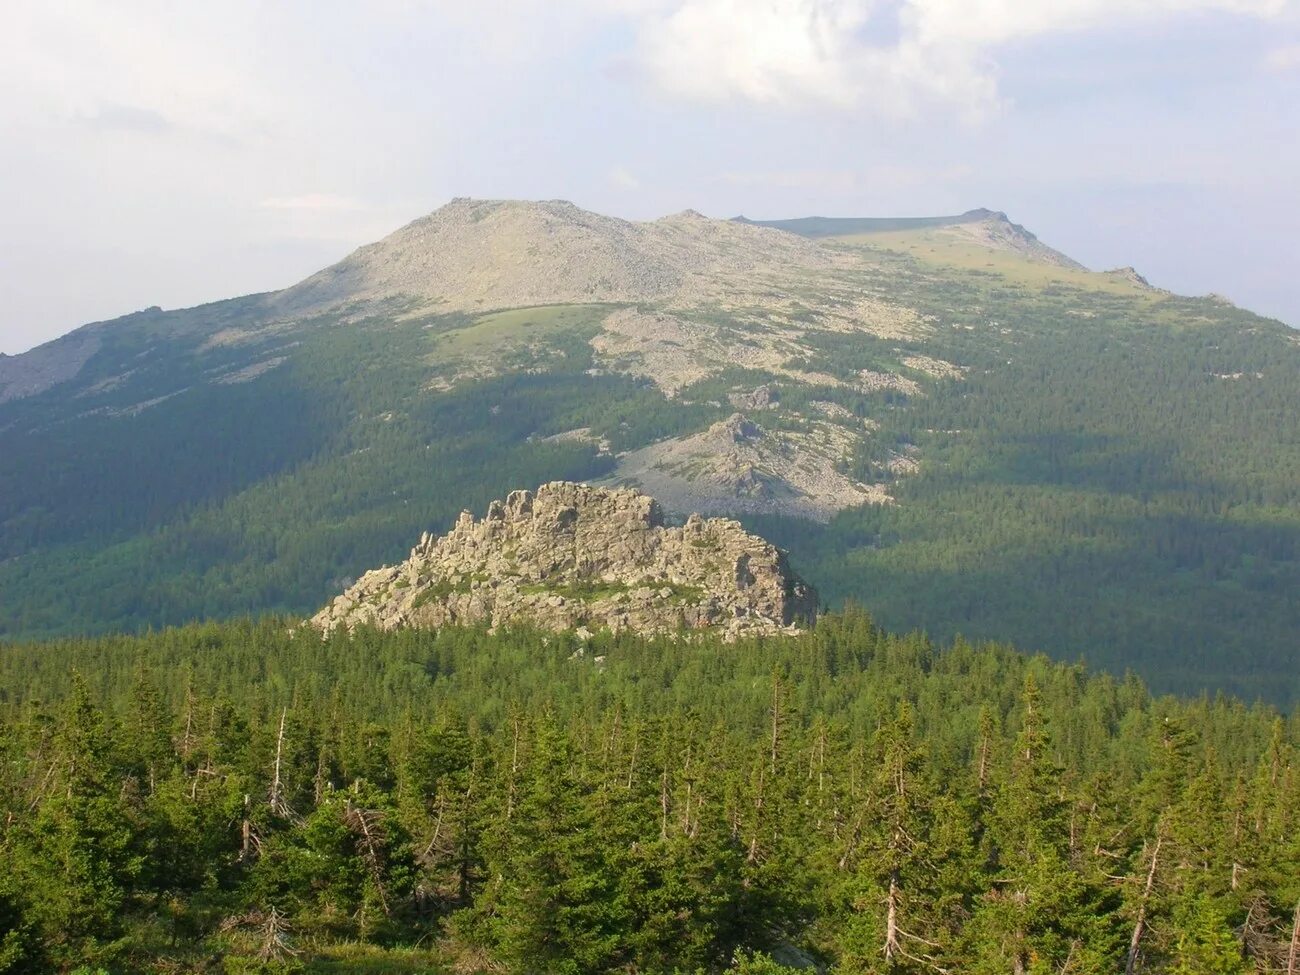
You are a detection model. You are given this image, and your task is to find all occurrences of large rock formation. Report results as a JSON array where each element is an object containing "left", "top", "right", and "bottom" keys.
[{"left": 311, "top": 482, "right": 817, "bottom": 639}]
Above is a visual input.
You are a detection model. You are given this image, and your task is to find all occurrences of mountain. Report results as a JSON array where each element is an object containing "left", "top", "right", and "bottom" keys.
[
  {"left": 736, "top": 207, "right": 1085, "bottom": 269},
  {"left": 278, "top": 197, "right": 829, "bottom": 315},
  {"left": 2, "top": 198, "right": 1299, "bottom": 702},
  {"left": 311, "top": 481, "right": 816, "bottom": 639}
]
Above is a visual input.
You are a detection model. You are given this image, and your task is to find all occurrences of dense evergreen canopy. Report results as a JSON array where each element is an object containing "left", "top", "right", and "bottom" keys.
[{"left": 1, "top": 612, "right": 1297, "bottom": 973}]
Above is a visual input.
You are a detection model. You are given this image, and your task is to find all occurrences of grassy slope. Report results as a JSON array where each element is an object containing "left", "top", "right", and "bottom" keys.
[{"left": 842, "top": 228, "right": 1136, "bottom": 292}]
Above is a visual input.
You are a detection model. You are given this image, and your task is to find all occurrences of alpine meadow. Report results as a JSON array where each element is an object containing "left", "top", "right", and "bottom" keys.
[{"left": 4, "top": 2, "right": 1300, "bottom": 973}]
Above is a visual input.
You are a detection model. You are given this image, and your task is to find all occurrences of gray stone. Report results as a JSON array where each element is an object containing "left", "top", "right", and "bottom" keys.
[{"left": 311, "top": 481, "right": 817, "bottom": 641}]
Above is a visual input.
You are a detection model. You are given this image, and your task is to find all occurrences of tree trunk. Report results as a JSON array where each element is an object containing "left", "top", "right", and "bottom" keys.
[
  {"left": 241, "top": 793, "right": 254, "bottom": 859},
  {"left": 977, "top": 735, "right": 990, "bottom": 794},
  {"left": 180, "top": 691, "right": 195, "bottom": 759},
  {"left": 681, "top": 742, "right": 694, "bottom": 835},
  {"left": 506, "top": 717, "right": 520, "bottom": 820},
  {"left": 269, "top": 707, "right": 288, "bottom": 815},
  {"left": 1286, "top": 898, "right": 1300, "bottom": 975},
  {"left": 625, "top": 734, "right": 639, "bottom": 790},
  {"left": 748, "top": 766, "right": 765, "bottom": 863},
  {"left": 660, "top": 766, "right": 670, "bottom": 840},
  {"left": 884, "top": 872, "right": 901, "bottom": 965},
  {"left": 1125, "top": 836, "right": 1161, "bottom": 975},
  {"left": 769, "top": 674, "right": 781, "bottom": 773}
]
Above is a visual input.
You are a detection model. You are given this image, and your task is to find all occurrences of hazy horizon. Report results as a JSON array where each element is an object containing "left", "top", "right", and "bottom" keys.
[{"left": 4, "top": 0, "right": 1299, "bottom": 355}]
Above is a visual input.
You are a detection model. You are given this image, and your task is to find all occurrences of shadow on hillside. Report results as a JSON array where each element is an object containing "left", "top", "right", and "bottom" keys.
[{"left": 750, "top": 499, "right": 1300, "bottom": 707}]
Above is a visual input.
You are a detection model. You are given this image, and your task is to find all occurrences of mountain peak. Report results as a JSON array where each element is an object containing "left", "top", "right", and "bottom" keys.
[
  {"left": 958, "top": 207, "right": 1007, "bottom": 222},
  {"left": 275, "top": 198, "right": 826, "bottom": 318},
  {"left": 432, "top": 196, "right": 595, "bottom": 219},
  {"left": 659, "top": 208, "right": 710, "bottom": 221},
  {"left": 944, "top": 210, "right": 1085, "bottom": 270}
]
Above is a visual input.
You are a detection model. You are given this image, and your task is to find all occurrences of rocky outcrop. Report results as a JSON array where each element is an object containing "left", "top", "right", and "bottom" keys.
[
  {"left": 602, "top": 413, "right": 892, "bottom": 521},
  {"left": 1106, "top": 266, "right": 1153, "bottom": 288},
  {"left": 0, "top": 329, "right": 103, "bottom": 404},
  {"left": 728, "top": 385, "right": 777, "bottom": 410},
  {"left": 311, "top": 482, "right": 817, "bottom": 640},
  {"left": 944, "top": 210, "right": 1087, "bottom": 270}
]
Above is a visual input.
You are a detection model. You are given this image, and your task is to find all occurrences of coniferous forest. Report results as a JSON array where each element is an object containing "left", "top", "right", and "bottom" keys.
[
  {"left": 4, "top": 258, "right": 1300, "bottom": 706},
  {"left": 2, "top": 612, "right": 1297, "bottom": 973}
]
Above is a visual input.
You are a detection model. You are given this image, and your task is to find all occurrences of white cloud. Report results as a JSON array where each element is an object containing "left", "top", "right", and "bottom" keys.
[
  {"left": 627, "top": 0, "right": 1294, "bottom": 116},
  {"left": 638, "top": 0, "right": 875, "bottom": 107},
  {"left": 1264, "top": 41, "right": 1300, "bottom": 69},
  {"left": 608, "top": 165, "right": 643, "bottom": 189},
  {"left": 904, "top": 0, "right": 1287, "bottom": 47},
  {"left": 0, "top": 2, "right": 283, "bottom": 139}
]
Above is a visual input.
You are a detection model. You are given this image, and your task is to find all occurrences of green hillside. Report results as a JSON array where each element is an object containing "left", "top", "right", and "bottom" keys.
[{"left": 2, "top": 205, "right": 1298, "bottom": 702}]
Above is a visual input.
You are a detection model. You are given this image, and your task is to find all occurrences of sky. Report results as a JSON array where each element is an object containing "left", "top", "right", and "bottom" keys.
[{"left": 2, "top": 0, "right": 1299, "bottom": 355}]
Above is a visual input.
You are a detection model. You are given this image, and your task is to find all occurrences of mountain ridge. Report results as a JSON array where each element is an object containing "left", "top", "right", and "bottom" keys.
[
  {"left": 2, "top": 198, "right": 1085, "bottom": 403},
  {"left": 735, "top": 207, "right": 1086, "bottom": 269}
]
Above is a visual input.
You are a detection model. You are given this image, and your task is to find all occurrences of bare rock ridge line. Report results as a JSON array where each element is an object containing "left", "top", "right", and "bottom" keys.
[
  {"left": 2, "top": 197, "right": 1094, "bottom": 403},
  {"left": 311, "top": 481, "right": 818, "bottom": 640},
  {"left": 734, "top": 207, "right": 1084, "bottom": 269},
  {"left": 274, "top": 197, "right": 830, "bottom": 318}
]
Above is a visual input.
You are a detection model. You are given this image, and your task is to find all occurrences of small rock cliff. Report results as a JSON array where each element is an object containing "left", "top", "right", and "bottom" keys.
[{"left": 311, "top": 482, "right": 817, "bottom": 639}]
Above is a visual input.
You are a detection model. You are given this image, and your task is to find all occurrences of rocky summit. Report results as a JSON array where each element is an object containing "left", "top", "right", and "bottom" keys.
[{"left": 311, "top": 481, "right": 817, "bottom": 639}]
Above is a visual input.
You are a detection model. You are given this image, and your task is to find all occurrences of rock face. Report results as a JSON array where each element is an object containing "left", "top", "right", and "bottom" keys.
[
  {"left": 0, "top": 329, "right": 103, "bottom": 404},
  {"left": 311, "top": 482, "right": 817, "bottom": 639},
  {"left": 602, "top": 413, "right": 893, "bottom": 521}
]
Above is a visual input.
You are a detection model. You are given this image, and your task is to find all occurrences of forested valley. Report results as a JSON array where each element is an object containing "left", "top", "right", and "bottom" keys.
[{"left": 2, "top": 611, "right": 1297, "bottom": 974}]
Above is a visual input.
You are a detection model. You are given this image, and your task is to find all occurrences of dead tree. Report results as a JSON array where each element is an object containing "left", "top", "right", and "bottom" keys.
[
  {"left": 1125, "top": 835, "right": 1162, "bottom": 975},
  {"left": 1288, "top": 898, "right": 1300, "bottom": 975},
  {"left": 345, "top": 798, "right": 392, "bottom": 916},
  {"left": 268, "top": 707, "right": 296, "bottom": 820},
  {"left": 220, "top": 907, "right": 298, "bottom": 962}
]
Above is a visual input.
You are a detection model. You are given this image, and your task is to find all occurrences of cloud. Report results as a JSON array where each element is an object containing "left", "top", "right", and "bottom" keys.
[
  {"left": 608, "top": 165, "right": 643, "bottom": 189},
  {"left": 627, "top": 0, "right": 1294, "bottom": 116},
  {"left": 903, "top": 0, "right": 1288, "bottom": 47},
  {"left": 1264, "top": 42, "right": 1300, "bottom": 69},
  {"left": 74, "top": 101, "right": 173, "bottom": 134},
  {"left": 637, "top": 0, "right": 876, "bottom": 107},
  {"left": 0, "top": 2, "right": 287, "bottom": 141}
]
